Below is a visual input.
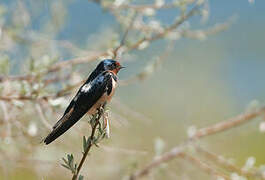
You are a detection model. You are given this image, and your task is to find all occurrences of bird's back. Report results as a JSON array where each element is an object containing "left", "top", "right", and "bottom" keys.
[{"left": 44, "top": 71, "right": 116, "bottom": 144}]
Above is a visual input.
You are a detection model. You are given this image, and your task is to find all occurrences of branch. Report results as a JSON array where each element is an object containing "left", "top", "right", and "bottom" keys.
[
  {"left": 47, "top": 51, "right": 106, "bottom": 73},
  {"left": 130, "top": 107, "right": 265, "bottom": 179},
  {"left": 180, "top": 152, "right": 231, "bottom": 180},
  {"left": 0, "top": 5, "right": 200, "bottom": 102},
  {"left": 0, "top": 51, "right": 106, "bottom": 83},
  {"left": 120, "top": 41, "right": 174, "bottom": 86},
  {"left": 126, "top": 3, "right": 200, "bottom": 51},
  {"left": 181, "top": 16, "right": 236, "bottom": 40},
  {"left": 112, "top": 13, "right": 137, "bottom": 60},
  {"left": 130, "top": 143, "right": 187, "bottom": 180},
  {"left": 104, "top": 0, "right": 196, "bottom": 11},
  {"left": 0, "top": 74, "right": 34, "bottom": 82},
  {"left": 196, "top": 145, "right": 265, "bottom": 179},
  {"left": 0, "top": 2, "right": 201, "bottom": 90},
  {"left": 35, "top": 103, "right": 52, "bottom": 130},
  {"left": 72, "top": 107, "right": 104, "bottom": 180},
  {"left": 191, "top": 107, "right": 265, "bottom": 139},
  {"left": 0, "top": 95, "right": 49, "bottom": 102},
  {"left": 0, "top": 80, "right": 84, "bottom": 102}
]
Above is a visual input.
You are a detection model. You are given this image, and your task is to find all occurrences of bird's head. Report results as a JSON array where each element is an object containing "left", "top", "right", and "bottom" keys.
[{"left": 97, "top": 59, "right": 125, "bottom": 74}]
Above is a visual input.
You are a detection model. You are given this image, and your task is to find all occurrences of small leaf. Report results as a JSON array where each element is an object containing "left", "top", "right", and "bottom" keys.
[
  {"left": 83, "top": 137, "right": 92, "bottom": 152},
  {"left": 69, "top": 154, "right": 74, "bottom": 170},
  {"left": 86, "top": 137, "right": 91, "bottom": 146},
  {"left": 83, "top": 136, "right": 87, "bottom": 152},
  {"left": 89, "top": 114, "right": 97, "bottom": 127},
  {"left": 62, "top": 154, "right": 77, "bottom": 174},
  {"left": 62, "top": 157, "right": 68, "bottom": 165},
  {"left": 78, "top": 175, "right": 84, "bottom": 180},
  {"left": 61, "top": 164, "right": 71, "bottom": 170},
  {"left": 67, "top": 154, "right": 72, "bottom": 164},
  {"left": 98, "top": 122, "right": 103, "bottom": 134}
]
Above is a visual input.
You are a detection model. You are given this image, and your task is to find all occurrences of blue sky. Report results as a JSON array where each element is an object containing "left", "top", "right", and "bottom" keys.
[{"left": 56, "top": 0, "right": 265, "bottom": 108}]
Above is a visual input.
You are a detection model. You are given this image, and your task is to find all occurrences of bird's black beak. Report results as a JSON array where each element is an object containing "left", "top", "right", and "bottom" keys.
[{"left": 119, "top": 66, "right": 126, "bottom": 69}]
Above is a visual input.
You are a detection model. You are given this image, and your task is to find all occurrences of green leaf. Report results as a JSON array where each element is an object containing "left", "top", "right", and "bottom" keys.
[
  {"left": 98, "top": 122, "right": 103, "bottom": 133},
  {"left": 62, "top": 157, "right": 68, "bottom": 165},
  {"left": 83, "top": 136, "right": 87, "bottom": 152},
  {"left": 61, "top": 164, "right": 71, "bottom": 170},
  {"left": 89, "top": 114, "right": 97, "bottom": 127},
  {"left": 87, "top": 137, "right": 91, "bottom": 145},
  {"left": 69, "top": 154, "right": 74, "bottom": 170},
  {"left": 78, "top": 175, "right": 84, "bottom": 180},
  {"left": 83, "top": 136, "right": 92, "bottom": 152},
  {"left": 67, "top": 154, "right": 72, "bottom": 164}
]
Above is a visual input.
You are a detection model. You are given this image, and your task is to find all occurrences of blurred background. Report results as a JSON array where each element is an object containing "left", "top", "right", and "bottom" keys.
[{"left": 0, "top": 0, "right": 265, "bottom": 179}]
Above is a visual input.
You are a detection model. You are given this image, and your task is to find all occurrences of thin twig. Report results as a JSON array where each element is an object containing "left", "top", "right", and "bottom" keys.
[
  {"left": 99, "top": 0, "right": 198, "bottom": 15},
  {"left": 72, "top": 108, "right": 104, "bottom": 180},
  {"left": 191, "top": 107, "right": 265, "bottom": 139},
  {"left": 101, "top": 145, "right": 147, "bottom": 156},
  {"left": 196, "top": 145, "right": 265, "bottom": 179},
  {"left": 113, "top": 12, "right": 137, "bottom": 60},
  {"left": 180, "top": 152, "right": 231, "bottom": 180},
  {"left": 120, "top": 40, "right": 174, "bottom": 86},
  {"left": 0, "top": 2, "right": 200, "bottom": 97},
  {"left": 35, "top": 103, "right": 52, "bottom": 130},
  {"left": 0, "top": 51, "right": 106, "bottom": 83},
  {"left": 181, "top": 16, "right": 236, "bottom": 40},
  {"left": 47, "top": 52, "right": 106, "bottom": 73},
  {"left": 109, "top": 2, "right": 184, "bottom": 11},
  {"left": 0, "top": 95, "right": 49, "bottom": 101},
  {"left": 126, "top": 3, "right": 200, "bottom": 51},
  {"left": 130, "top": 143, "right": 188, "bottom": 180},
  {"left": 0, "top": 74, "right": 35, "bottom": 82},
  {"left": 0, "top": 80, "right": 84, "bottom": 102}
]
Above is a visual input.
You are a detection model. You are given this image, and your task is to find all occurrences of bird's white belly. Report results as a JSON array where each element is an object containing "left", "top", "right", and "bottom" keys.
[{"left": 87, "top": 78, "right": 117, "bottom": 115}]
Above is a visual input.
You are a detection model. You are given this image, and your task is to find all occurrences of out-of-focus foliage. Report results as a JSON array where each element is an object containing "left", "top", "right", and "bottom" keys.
[{"left": 0, "top": 0, "right": 265, "bottom": 180}]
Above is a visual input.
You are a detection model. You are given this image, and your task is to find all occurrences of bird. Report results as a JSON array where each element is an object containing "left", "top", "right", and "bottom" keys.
[{"left": 44, "top": 59, "right": 124, "bottom": 144}]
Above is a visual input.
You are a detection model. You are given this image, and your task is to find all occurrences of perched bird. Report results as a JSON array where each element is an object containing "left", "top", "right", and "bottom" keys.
[{"left": 44, "top": 59, "right": 124, "bottom": 144}]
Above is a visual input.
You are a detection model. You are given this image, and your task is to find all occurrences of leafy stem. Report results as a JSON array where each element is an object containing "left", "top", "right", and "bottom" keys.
[{"left": 71, "top": 107, "right": 105, "bottom": 180}]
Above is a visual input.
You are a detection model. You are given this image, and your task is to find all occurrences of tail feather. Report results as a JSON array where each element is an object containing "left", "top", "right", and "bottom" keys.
[{"left": 44, "top": 109, "right": 85, "bottom": 144}]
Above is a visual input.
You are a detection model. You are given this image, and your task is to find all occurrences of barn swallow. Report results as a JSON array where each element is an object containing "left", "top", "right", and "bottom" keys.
[{"left": 44, "top": 59, "right": 124, "bottom": 144}]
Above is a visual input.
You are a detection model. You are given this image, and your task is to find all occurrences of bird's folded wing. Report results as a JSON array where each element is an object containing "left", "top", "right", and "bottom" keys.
[{"left": 44, "top": 71, "right": 113, "bottom": 144}]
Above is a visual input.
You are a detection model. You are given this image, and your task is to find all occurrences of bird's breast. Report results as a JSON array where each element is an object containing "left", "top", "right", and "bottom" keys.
[
  {"left": 108, "top": 77, "right": 117, "bottom": 98},
  {"left": 87, "top": 77, "right": 117, "bottom": 115}
]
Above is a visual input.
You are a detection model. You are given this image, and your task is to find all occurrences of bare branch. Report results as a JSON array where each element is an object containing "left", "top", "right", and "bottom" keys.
[
  {"left": 130, "top": 107, "right": 265, "bottom": 179},
  {"left": 180, "top": 152, "right": 231, "bottom": 180},
  {"left": 112, "top": 12, "right": 137, "bottom": 60},
  {"left": 47, "top": 51, "right": 106, "bottom": 73},
  {"left": 126, "top": 3, "right": 200, "bottom": 51},
  {"left": 120, "top": 41, "right": 174, "bottom": 86},
  {"left": 107, "top": 0, "right": 195, "bottom": 11},
  {"left": 35, "top": 103, "right": 53, "bottom": 130},
  {"left": 191, "top": 107, "right": 265, "bottom": 139},
  {"left": 130, "top": 143, "right": 187, "bottom": 180},
  {"left": 196, "top": 145, "right": 265, "bottom": 179},
  {"left": 0, "top": 51, "right": 106, "bottom": 83}
]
